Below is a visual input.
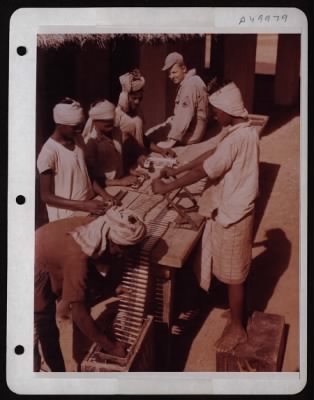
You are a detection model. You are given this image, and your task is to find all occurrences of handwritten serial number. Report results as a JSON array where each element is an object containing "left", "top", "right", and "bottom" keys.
[{"left": 239, "top": 15, "right": 288, "bottom": 24}]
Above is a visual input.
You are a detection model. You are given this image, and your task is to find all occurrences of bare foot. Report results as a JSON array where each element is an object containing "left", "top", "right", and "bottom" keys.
[{"left": 214, "top": 322, "right": 247, "bottom": 353}]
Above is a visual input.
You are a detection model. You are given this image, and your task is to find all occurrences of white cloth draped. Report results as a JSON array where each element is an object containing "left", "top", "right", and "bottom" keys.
[{"left": 69, "top": 207, "right": 146, "bottom": 257}]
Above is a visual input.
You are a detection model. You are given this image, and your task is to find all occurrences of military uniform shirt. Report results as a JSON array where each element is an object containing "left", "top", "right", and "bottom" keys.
[{"left": 168, "top": 69, "right": 209, "bottom": 144}]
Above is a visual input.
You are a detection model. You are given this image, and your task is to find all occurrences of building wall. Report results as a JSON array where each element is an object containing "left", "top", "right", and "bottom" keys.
[
  {"left": 36, "top": 43, "right": 112, "bottom": 153},
  {"left": 139, "top": 44, "right": 168, "bottom": 131},
  {"left": 274, "top": 34, "right": 300, "bottom": 106},
  {"left": 198, "top": 34, "right": 267, "bottom": 113},
  {"left": 222, "top": 34, "right": 257, "bottom": 113}
]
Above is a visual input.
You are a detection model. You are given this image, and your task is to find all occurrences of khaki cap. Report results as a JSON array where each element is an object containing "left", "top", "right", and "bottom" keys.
[{"left": 162, "top": 52, "right": 184, "bottom": 71}]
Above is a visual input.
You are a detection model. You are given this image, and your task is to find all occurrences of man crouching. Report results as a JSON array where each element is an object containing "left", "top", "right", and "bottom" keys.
[{"left": 34, "top": 207, "right": 146, "bottom": 371}]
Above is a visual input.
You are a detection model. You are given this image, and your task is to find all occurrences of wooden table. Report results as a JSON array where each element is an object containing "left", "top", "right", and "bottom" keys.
[
  {"left": 105, "top": 172, "right": 206, "bottom": 370},
  {"left": 105, "top": 161, "right": 206, "bottom": 331},
  {"left": 65, "top": 156, "right": 206, "bottom": 371}
]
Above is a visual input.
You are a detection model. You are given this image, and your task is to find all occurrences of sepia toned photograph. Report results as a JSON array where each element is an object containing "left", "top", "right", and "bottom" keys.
[
  {"left": 6, "top": 5, "right": 311, "bottom": 396},
  {"left": 33, "top": 31, "right": 302, "bottom": 375}
]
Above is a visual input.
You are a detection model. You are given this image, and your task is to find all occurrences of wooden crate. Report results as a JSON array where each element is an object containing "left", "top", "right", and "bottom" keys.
[
  {"left": 58, "top": 297, "right": 120, "bottom": 372},
  {"left": 216, "top": 311, "right": 286, "bottom": 372},
  {"left": 80, "top": 315, "right": 155, "bottom": 372}
]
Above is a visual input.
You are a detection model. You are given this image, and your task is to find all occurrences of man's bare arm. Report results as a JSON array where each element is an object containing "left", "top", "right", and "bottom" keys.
[
  {"left": 160, "top": 147, "right": 216, "bottom": 178},
  {"left": 71, "top": 302, "right": 126, "bottom": 357},
  {"left": 152, "top": 165, "right": 207, "bottom": 195},
  {"left": 39, "top": 171, "right": 107, "bottom": 215}
]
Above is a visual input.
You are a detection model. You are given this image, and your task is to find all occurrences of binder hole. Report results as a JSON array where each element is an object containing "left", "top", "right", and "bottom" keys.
[
  {"left": 15, "top": 345, "right": 24, "bottom": 355},
  {"left": 17, "top": 46, "right": 27, "bottom": 56},
  {"left": 16, "top": 195, "right": 26, "bottom": 205}
]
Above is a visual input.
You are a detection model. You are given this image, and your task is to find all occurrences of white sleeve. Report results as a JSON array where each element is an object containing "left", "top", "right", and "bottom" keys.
[
  {"left": 203, "top": 138, "right": 236, "bottom": 180},
  {"left": 37, "top": 145, "right": 56, "bottom": 174}
]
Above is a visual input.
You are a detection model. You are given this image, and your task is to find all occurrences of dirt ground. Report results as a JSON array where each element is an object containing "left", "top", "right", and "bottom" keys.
[{"left": 173, "top": 111, "right": 301, "bottom": 372}]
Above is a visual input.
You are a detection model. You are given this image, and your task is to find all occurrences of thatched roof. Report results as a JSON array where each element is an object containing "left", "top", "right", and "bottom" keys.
[{"left": 37, "top": 33, "right": 206, "bottom": 49}]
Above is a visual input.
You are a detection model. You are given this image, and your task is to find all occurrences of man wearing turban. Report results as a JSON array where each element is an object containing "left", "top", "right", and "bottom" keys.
[
  {"left": 152, "top": 82, "right": 259, "bottom": 353},
  {"left": 145, "top": 52, "right": 209, "bottom": 156},
  {"left": 37, "top": 98, "right": 113, "bottom": 222},
  {"left": 116, "top": 69, "right": 145, "bottom": 139},
  {"left": 34, "top": 207, "right": 146, "bottom": 372},
  {"left": 82, "top": 99, "right": 144, "bottom": 188},
  {"left": 115, "top": 69, "right": 148, "bottom": 171}
]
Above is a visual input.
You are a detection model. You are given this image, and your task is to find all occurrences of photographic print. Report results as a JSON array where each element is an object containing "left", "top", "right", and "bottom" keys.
[{"left": 7, "top": 7, "right": 308, "bottom": 395}]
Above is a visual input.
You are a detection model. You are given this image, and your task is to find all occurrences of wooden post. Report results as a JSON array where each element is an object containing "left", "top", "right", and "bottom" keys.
[
  {"left": 76, "top": 42, "right": 112, "bottom": 107},
  {"left": 274, "top": 34, "right": 300, "bottom": 106},
  {"left": 209, "top": 34, "right": 225, "bottom": 83},
  {"left": 110, "top": 37, "right": 140, "bottom": 104},
  {"left": 139, "top": 44, "right": 168, "bottom": 130},
  {"left": 223, "top": 34, "right": 257, "bottom": 113}
]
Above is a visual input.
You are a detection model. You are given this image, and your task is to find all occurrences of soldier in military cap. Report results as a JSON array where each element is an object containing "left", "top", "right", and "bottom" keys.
[{"left": 145, "top": 52, "right": 209, "bottom": 155}]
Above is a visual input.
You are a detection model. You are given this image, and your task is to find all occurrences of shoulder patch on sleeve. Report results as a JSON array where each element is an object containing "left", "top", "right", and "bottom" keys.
[{"left": 181, "top": 96, "right": 191, "bottom": 108}]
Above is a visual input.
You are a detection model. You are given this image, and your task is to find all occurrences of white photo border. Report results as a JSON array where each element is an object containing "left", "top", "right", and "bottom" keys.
[{"left": 7, "top": 6, "right": 308, "bottom": 395}]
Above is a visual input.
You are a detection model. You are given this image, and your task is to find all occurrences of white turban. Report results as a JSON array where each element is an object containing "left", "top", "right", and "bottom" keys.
[
  {"left": 53, "top": 100, "right": 84, "bottom": 126},
  {"left": 118, "top": 69, "right": 145, "bottom": 112},
  {"left": 81, "top": 100, "right": 116, "bottom": 142},
  {"left": 69, "top": 207, "right": 146, "bottom": 257},
  {"left": 209, "top": 82, "right": 248, "bottom": 118},
  {"left": 89, "top": 100, "right": 116, "bottom": 120}
]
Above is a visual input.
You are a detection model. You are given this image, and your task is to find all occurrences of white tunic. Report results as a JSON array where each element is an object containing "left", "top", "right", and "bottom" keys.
[
  {"left": 194, "top": 122, "right": 259, "bottom": 290},
  {"left": 115, "top": 106, "right": 144, "bottom": 146},
  {"left": 202, "top": 122, "right": 259, "bottom": 227},
  {"left": 84, "top": 128, "right": 124, "bottom": 181},
  {"left": 37, "top": 136, "right": 94, "bottom": 222}
]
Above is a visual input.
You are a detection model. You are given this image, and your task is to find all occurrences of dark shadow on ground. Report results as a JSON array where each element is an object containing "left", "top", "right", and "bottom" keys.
[
  {"left": 253, "top": 162, "right": 281, "bottom": 238},
  {"left": 246, "top": 228, "right": 291, "bottom": 315},
  {"left": 261, "top": 106, "right": 300, "bottom": 138},
  {"left": 168, "top": 226, "right": 291, "bottom": 371},
  {"left": 253, "top": 74, "right": 300, "bottom": 137},
  {"left": 169, "top": 304, "right": 213, "bottom": 372},
  {"left": 168, "top": 273, "right": 233, "bottom": 371},
  {"left": 166, "top": 244, "right": 229, "bottom": 371}
]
